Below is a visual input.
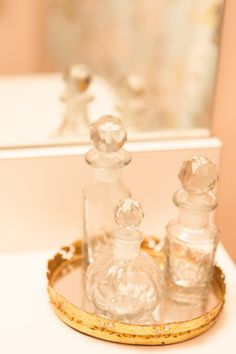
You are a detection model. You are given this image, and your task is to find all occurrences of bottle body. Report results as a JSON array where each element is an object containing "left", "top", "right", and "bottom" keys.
[
  {"left": 85, "top": 246, "right": 163, "bottom": 323},
  {"left": 166, "top": 217, "right": 218, "bottom": 306},
  {"left": 83, "top": 168, "right": 130, "bottom": 264}
]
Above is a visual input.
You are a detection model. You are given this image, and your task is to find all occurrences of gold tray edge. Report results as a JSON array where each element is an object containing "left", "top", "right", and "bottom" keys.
[{"left": 47, "top": 239, "right": 226, "bottom": 346}]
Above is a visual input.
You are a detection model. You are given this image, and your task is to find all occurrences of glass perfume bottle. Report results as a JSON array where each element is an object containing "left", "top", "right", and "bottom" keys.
[
  {"left": 85, "top": 198, "right": 163, "bottom": 324},
  {"left": 165, "top": 156, "right": 219, "bottom": 306},
  {"left": 83, "top": 115, "right": 131, "bottom": 264}
]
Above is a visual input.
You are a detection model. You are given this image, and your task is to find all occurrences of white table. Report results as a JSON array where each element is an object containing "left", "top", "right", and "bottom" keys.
[{"left": 0, "top": 245, "right": 235, "bottom": 354}]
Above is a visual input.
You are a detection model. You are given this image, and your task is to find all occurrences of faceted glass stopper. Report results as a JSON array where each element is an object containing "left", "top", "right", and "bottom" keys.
[
  {"left": 90, "top": 115, "right": 127, "bottom": 153},
  {"left": 114, "top": 198, "right": 144, "bottom": 228},
  {"left": 178, "top": 156, "right": 219, "bottom": 194}
]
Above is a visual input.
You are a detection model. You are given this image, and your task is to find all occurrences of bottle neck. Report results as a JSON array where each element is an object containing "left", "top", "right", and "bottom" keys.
[
  {"left": 94, "top": 168, "right": 122, "bottom": 182},
  {"left": 85, "top": 148, "right": 131, "bottom": 169},
  {"left": 175, "top": 191, "right": 217, "bottom": 229},
  {"left": 113, "top": 238, "right": 141, "bottom": 260},
  {"left": 179, "top": 208, "right": 209, "bottom": 229}
]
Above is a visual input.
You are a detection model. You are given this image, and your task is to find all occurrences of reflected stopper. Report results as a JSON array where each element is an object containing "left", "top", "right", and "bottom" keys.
[
  {"left": 70, "top": 63, "right": 91, "bottom": 82},
  {"left": 114, "top": 198, "right": 144, "bottom": 228},
  {"left": 91, "top": 115, "right": 127, "bottom": 153},
  {"left": 126, "top": 74, "right": 146, "bottom": 95}
]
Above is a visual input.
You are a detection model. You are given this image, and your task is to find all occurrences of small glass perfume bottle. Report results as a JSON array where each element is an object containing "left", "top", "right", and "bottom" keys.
[
  {"left": 165, "top": 156, "right": 219, "bottom": 306},
  {"left": 85, "top": 198, "right": 163, "bottom": 324},
  {"left": 83, "top": 115, "right": 131, "bottom": 264}
]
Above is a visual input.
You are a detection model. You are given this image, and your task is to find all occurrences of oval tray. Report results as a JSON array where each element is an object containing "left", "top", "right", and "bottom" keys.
[{"left": 47, "top": 238, "right": 225, "bottom": 345}]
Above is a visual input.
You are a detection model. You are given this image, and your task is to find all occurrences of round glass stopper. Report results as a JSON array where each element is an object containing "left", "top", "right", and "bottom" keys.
[
  {"left": 114, "top": 198, "right": 144, "bottom": 228},
  {"left": 91, "top": 115, "right": 127, "bottom": 153},
  {"left": 178, "top": 156, "right": 219, "bottom": 194}
]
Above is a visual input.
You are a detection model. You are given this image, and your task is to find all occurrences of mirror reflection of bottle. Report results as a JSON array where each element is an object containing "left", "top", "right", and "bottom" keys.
[
  {"left": 117, "top": 74, "right": 148, "bottom": 131},
  {"left": 57, "top": 64, "right": 93, "bottom": 135},
  {"left": 83, "top": 115, "right": 131, "bottom": 264}
]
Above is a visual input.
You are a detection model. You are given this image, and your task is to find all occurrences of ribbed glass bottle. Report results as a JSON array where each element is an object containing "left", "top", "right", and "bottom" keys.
[{"left": 85, "top": 199, "right": 163, "bottom": 324}]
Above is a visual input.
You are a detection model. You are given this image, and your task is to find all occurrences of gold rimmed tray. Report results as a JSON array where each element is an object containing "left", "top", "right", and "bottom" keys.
[{"left": 47, "top": 238, "right": 225, "bottom": 345}]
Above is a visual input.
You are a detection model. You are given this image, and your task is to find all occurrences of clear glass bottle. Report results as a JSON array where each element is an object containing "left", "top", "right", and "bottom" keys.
[
  {"left": 83, "top": 115, "right": 131, "bottom": 264},
  {"left": 85, "top": 198, "right": 163, "bottom": 324},
  {"left": 165, "top": 156, "right": 219, "bottom": 306}
]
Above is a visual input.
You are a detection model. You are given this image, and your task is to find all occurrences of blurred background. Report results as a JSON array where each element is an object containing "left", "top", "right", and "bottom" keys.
[
  {"left": 0, "top": 0, "right": 236, "bottom": 262},
  {"left": 0, "top": 0, "right": 224, "bottom": 147}
]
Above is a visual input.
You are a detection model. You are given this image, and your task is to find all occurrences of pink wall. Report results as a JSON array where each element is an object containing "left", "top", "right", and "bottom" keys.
[
  {"left": 0, "top": 0, "right": 46, "bottom": 74},
  {"left": 213, "top": 0, "right": 236, "bottom": 262}
]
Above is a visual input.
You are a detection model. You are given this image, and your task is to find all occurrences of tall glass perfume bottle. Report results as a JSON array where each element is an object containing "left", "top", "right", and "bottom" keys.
[
  {"left": 85, "top": 198, "right": 163, "bottom": 324},
  {"left": 83, "top": 115, "right": 131, "bottom": 264},
  {"left": 165, "top": 156, "right": 219, "bottom": 306}
]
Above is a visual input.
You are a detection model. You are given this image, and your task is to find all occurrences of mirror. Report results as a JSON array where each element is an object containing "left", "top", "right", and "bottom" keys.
[
  {"left": 54, "top": 258, "right": 219, "bottom": 324},
  {"left": 0, "top": 0, "right": 224, "bottom": 148}
]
